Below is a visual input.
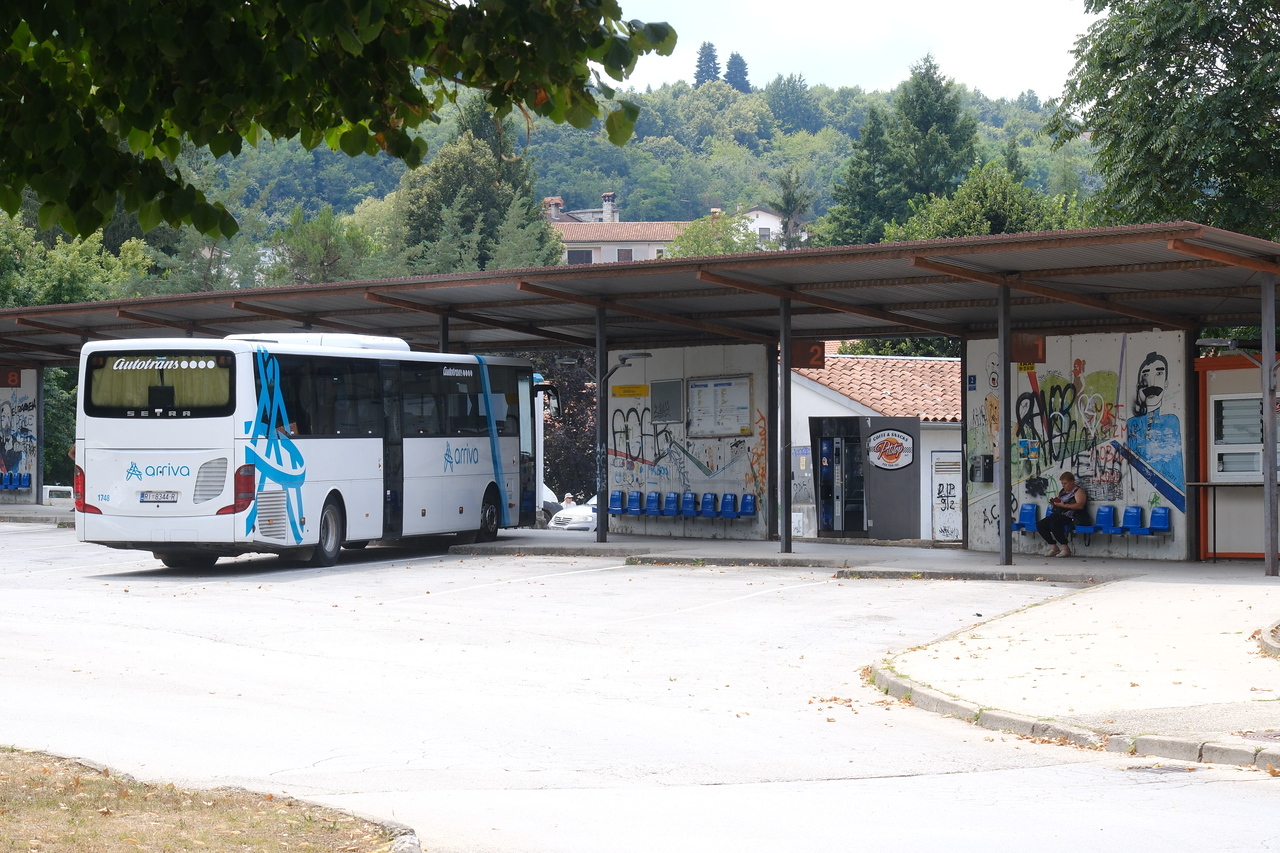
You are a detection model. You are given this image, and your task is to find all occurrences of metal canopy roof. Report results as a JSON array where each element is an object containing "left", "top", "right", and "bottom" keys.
[{"left": 4, "top": 221, "right": 1279, "bottom": 367}]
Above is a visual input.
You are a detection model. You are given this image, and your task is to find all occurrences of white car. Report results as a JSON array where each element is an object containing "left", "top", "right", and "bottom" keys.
[{"left": 548, "top": 495, "right": 597, "bottom": 531}]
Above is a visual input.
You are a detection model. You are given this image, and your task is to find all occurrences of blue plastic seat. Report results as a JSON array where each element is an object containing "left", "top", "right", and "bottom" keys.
[
  {"left": 662, "top": 492, "right": 680, "bottom": 516},
  {"left": 680, "top": 491, "right": 698, "bottom": 517},
  {"left": 699, "top": 492, "right": 717, "bottom": 517},
  {"left": 1073, "top": 505, "right": 1114, "bottom": 535},
  {"left": 1010, "top": 502, "right": 1039, "bottom": 532},
  {"left": 19, "top": 472, "right": 31, "bottom": 489},
  {"left": 739, "top": 494, "right": 757, "bottom": 517},
  {"left": 720, "top": 493, "right": 738, "bottom": 519},
  {"left": 626, "top": 490, "right": 643, "bottom": 514},
  {"left": 1148, "top": 506, "right": 1171, "bottom": 534},
  {"left": 644, "top": 491, "right": 661, "bottom": 515},
  {"left": 1, "top": 472, "right": 11, "bottom": 490},
  {"left": 1119, "top": 505, "right": 1143, "bottom": 534},
  {"left": 608, "top": 490, "right": 624, "bottom": 515},
  {"left": 1100, "top": 505, "right": 1128, "bottom": 535}
]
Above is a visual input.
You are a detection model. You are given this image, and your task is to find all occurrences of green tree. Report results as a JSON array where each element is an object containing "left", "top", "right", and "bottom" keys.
[
  {"left": 695, "top": 42, "right": 720, "bottom": 87},
  {"left": 1046, "top": 0, "right": 1280, "bottom": 237},
  {"left": 837, "top": 337, "right": 961, "bottom": 358},
  {"left": 265, "top": 205, "right": 377, "bottom": 285},
  {"left": 819, "top": 55, "right": 978, "bottom": 245},
  {"left": 664, "top": 210, "right": 758, "bottom": 258},
  {"left": 763, "top": 74, "right": 822, "bottom": 134},
  {"left": 882, "top": 161, "right": 1083, "bottom": 242},
  {"left": 490, "top": 196, "right": 564, "bottom": 271},
  {"left": 724, "top": 53, "right": 751, "bottom": 93},
  {"left": 42, "top": 366, "right": 76, "bottom": 486},
  {"left": 763, "top": 165, "right": 816, "bottom": 249},
  {"left": 1, "top": 1, "right": 676, "bottom": 240},
  {"left": 413, "top": 191, "right": 484, "bottom": 274}
]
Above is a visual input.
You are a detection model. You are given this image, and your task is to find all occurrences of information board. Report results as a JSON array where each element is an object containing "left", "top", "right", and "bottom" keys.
[{"left": 687, "top": 375, "right": 752, "bottom": 437}]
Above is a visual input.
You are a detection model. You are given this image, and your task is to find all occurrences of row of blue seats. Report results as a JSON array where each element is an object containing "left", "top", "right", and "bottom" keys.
[
  {"left": 609, "top": 490, "right": 757, "bottom": 520},
  {"left": 1011, "top": 503, "right": 1172, "bottom": 537},
  {"left": 0, "top": 472, "right": 31, "bottom": 490}
]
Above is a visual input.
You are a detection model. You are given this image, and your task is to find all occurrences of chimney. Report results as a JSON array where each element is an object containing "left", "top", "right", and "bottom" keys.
[
  {"left": 542, "top": 196, "right": 563, "bottom": 220},
  {"left": 601, "top": 191, "right": 618, "bottom": 223}
]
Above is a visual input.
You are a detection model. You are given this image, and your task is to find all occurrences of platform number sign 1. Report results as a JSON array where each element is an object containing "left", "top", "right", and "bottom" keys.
[{"left": 0, "top": 368, "right": 19, "bottom": 388}]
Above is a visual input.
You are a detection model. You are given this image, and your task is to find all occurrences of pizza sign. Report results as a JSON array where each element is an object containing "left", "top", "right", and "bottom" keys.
[{"left": 868, "top": 429, "right": 914, "bottom": 470}]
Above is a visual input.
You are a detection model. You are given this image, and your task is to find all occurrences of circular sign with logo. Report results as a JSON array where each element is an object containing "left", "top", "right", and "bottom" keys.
[{"left": 868, "top": 429, "right": 914, "bottom": 470}]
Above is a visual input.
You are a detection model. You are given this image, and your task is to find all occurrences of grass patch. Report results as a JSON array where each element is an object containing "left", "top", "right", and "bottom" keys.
[{"left": 0, "top": 748, "right": 397, "bottom": 852}]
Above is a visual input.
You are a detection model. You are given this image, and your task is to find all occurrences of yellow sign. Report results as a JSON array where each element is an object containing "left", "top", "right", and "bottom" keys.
[
  {"left": 611, "top": 384, "right": 649, "bottom": 398},
  {"left": 1017, "top": 362, "right": 1036, "bottom": 373}
]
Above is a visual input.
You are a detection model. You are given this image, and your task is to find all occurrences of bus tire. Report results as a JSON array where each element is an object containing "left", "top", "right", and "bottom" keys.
[
  {"left": 156, "top": 552, "right": 218, "bottom": 570},
  {"left": 309, "top": 499, "right": 344, "bottom": 567},
  {"left": 476, "top": 487, "right": 501, "bottom": 542}
]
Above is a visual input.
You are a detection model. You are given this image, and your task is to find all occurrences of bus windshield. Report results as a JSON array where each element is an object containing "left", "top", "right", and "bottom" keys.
[{"left": 84, "top": 351, "right": 236, "bottom": 418}]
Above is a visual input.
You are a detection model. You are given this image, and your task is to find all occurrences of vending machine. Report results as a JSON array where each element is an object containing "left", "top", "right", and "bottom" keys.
[{"left": 809, "top": 416, "right": 920, "bottom": 540}]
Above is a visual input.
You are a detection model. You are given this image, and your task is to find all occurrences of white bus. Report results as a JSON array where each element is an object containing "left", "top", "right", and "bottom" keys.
[{"left": 75, "top": 333, "right": 539, "bottom": 568}]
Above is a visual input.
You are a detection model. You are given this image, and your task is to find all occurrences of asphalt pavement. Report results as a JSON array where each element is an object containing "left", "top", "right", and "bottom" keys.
[{"left": 459, "top": 527, "right": 1280, "bottom": 767}]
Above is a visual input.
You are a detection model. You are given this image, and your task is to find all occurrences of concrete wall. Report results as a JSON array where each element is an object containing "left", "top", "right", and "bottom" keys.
[
  {"left": 607, "top": 345, "right": 768, "bottom": 539},
  {"left": 965, "top": 331, "right": 1190, "bottom": 559},
  {"left": 0, "top": 369, "right": 39, "bottom": 504}
]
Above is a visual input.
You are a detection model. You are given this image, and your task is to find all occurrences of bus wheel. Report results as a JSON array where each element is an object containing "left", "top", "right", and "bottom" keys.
[
  {"left": 309, "top": 499, "right": 344, "bottom": 567},
  {"left": 476, "top": 488, "right": 500, "bottom": 542},
  {"left": 156, "top": 552, "right": 218, "bottom": 570}
]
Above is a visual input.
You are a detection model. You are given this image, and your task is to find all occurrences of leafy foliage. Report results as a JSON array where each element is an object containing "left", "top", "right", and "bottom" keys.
[
  {"left": 1047, "top": 0, "right": 1280, "bottom": 237},
  {"left": 882, "top": 161, "right": 1083, "bottom": 242},
  {"left": 763, "top": 74, "right": 823, "bottom": 135},
  {"left": 0, "top": 0, "right": 676, "bottom": 239},
  {"left": 664, "top": 210, "right": 759, "bottom": 258},
  {"left": 837, "top": 337, "right": 961, "bottom": 358}
]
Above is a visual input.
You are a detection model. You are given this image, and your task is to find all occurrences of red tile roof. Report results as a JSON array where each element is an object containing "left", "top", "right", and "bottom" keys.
[
  {"left": 795, "top": 355, "right": 961, "bottom": 422},
  {"left": 551, "top": 221, "right": 691, "bottom": 243}
]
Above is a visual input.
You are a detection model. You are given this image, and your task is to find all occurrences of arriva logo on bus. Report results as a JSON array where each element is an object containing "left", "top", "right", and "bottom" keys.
[
  {"left": 126, "top": 462, "right": 192, "bottom": 479},
  {"left": 443, "top": 442, "right": 481, "bottom": 473}
]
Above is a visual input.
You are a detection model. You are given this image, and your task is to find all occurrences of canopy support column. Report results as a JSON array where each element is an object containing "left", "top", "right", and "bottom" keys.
[
  {"left": 595, "top": 307, "right": 609, "bottom": 544},
  {"left": 998, "top": 284, "right": 1013, "bottom": 565},
  {"left": 779, "top": 295, "right": 792, "bottom": 554},
  {"left": 1264, "top": 275, "right": 1277, "bottom": 576},
  {"left": 438, "top": 316, "right": 449, "bottom": 353}
]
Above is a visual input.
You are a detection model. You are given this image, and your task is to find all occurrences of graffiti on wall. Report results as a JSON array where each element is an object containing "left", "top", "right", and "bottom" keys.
[
  {"left": 966, "top": 333, "right": 1187, "bottom": 553},
  {"left": 0, "top": 392, "right": 36, "bottom": 475}
]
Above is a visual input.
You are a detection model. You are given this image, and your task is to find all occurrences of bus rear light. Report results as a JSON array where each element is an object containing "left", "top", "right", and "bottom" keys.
[
  {"left": 217, "top": 464, "right": 256, "bottom": 515},
  {"left": 73, "top": 465, "right": 101, "bottom": 514}
]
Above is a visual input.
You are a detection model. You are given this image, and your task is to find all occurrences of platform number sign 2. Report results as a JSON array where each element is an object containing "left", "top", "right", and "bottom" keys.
[
  {"left": 790, "top": 340, "right": 825, "bottom": 369},
  {"left": 0, "top": 368, "right": 20, "bottom": 388}
]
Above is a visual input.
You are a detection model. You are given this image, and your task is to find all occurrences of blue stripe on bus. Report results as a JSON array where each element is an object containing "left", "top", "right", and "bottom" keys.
[{"left": 475, "top": 356, "right": 510, "bottom": 528}]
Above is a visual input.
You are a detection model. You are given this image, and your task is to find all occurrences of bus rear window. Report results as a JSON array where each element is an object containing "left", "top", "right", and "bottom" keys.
[{"left": 84, "top": 351, "right": 235, "bottom": 418}]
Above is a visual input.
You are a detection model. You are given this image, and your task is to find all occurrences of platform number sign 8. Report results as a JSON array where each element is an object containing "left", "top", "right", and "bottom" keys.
[{"left": 0, "top": 369, "right": 19, "bottom": 388}]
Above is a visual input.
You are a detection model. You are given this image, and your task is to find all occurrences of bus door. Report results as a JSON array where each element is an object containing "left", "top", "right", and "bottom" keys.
[{"left": 380, "top": 361, "right": 403, "bottom": 539}]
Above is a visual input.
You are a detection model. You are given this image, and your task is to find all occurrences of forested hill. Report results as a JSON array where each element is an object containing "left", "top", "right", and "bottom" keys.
[{"left": 214, "top": 71, "right": 1095, "bottom": 228}]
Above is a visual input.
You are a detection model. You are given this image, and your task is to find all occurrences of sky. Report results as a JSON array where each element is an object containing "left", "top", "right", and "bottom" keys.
[{"left": 616, "top": 0, "right": 1099, "bottom": 101}]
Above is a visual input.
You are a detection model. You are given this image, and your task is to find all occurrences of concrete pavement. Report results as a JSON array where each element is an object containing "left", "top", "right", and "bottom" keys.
[{"left": 463, "top": 528, "right": 1280, "bottom": 767}]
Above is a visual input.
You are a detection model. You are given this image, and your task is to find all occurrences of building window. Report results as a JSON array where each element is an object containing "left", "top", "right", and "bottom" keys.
[
  {"left": 616, "top": 248, "right": 633, "bottom": 263},
  {"left": 655, "top": 248, "right": 664, "bottom": 259},
  {"left": 759, "top": 227, "right": 772, "bottom": 240},
  {"left": 566, "top": 249, "right": 593, "bottom": 265},
  {"left": 1210, "top": 393, "right": 1280, "bottom": 482}
]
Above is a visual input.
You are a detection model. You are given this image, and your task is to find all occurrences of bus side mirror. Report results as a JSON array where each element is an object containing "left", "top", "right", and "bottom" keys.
[{"left": 534, "top": 382, "right": 560, "bottom": 418}]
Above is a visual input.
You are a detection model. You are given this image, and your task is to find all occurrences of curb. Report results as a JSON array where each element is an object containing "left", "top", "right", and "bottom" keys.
[
  {"left": 1259, "top": 618, "right": 1280, "bottom": 659},
  {"left": 869, "top": 663, "right": 1280, "bottom": 767},
  {"left": 835, "top": 568, "right": 1132, "bottom": 583},
  {"left": 450, "top": 544, "right": 651, "bottom": 557}
]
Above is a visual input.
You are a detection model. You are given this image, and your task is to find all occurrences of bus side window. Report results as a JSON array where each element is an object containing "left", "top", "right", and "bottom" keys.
[
  {"left": 275, "top": 357, "right": 315, "bottom": 436},
  {"left": 403, "top": 368, "right": 443, "bottom": 436},
  {"left": 351, "top": 362, "right": 382, "bottom": 436}
]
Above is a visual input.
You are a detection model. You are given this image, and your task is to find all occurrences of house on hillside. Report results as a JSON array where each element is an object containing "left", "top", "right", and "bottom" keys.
[
  {"left": 544, "top": 192, "right": 690, "bottom": 264},
  {"left": 790, "top": 355, "right": 962, "bottom": 541},
  {"left": 744, "top": 205, "right": 808, "bottom": 247}
]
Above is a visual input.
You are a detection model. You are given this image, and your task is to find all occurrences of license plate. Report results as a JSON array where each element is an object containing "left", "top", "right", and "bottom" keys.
[{"left": 140, "top": 491, "right": 179, "bottom": 503}]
